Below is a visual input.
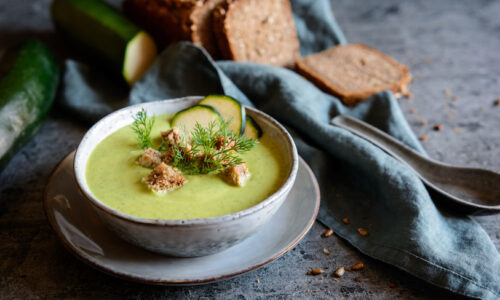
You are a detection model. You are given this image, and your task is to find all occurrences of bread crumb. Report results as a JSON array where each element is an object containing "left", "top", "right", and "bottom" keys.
[
  {"left": 323, "top": 229, "right": 334, "bottom": 237},
  {"left": 433, "top": 125, "right": 442, "bottom": 131},
  {"left": 351, "top": 262, "right": 364, "bottom": 270},
  {"left": 447, "top": 113, "right": 455, "bottom": 120},
  {"left": 256, "top": 279, "right": 260, "bottom": 283},
  {"left": 419, "top": 135, "right": 428, "bottom": 141},
  {"left": 423, "top": 56, "right": 432, "bottom": 64},
  {"left": 453, "top": 128, "right": 461, "bottom": 133},
  {"left": 311, "top": 268, "right": 325, "bottom": 275},
  {"left": 409, "top": 108, "right": 417, "bottom": 114},
  {"left": 334, "top": 267, "right": 345, "bottom": 277},
  {"left": 357, "top": 228, "right": 369, "bottom": 236},
  {"left": 323, "top": 248, "right": 331, "bottom": 255}
]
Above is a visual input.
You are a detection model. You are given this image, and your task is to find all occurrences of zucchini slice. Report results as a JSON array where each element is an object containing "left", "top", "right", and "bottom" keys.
[
  {"left": 199, "top": 95, "right": 245, "bottom": 136},
  {"left": 243, "top": 116, "right": 263, "bottom": 139},
  {"left": 171, "top": 105, "right": 222, "bottom": 133},
  {"left": 51, "top": 0, "right": 157, "bottom": 85}
]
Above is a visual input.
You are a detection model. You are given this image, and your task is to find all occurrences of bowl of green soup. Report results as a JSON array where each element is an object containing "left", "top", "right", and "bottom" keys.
[{"left": 74, "top": 96, "right": 298, "bottom": 257}]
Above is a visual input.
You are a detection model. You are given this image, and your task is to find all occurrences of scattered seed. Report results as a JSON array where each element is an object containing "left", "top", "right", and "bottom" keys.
[
  {"left": 447, "top": 113, "right": 455, "bottom": 120},
  {"left": 323, "top": 248, "right": 331, "bottom": 255},
  {"left": 442, "top": 103, "right": 449, "bottom": 109},
  {"left": 311, "top": 268, "right": 325, "bottom": 275},
  {"left": 387, "top": 282, "right": 396, "bottom": 288},
  {"left": 444, "top": 88, "right": 452, "bottom": 98},
  {"left": 481, "top": 106, "right": 487, "bottom": 112},
  {"left": 494, "top": 99, "right": 500, "bottom": 106},
  {"left": 256, "top": 279, "right": 260, "bottom": 283},
  {"left": 325, "top": 285, "right": 328, "bottom": 288},
  {"left": 369, "top": 290, "right": 374, "bottom": 294},
  {"left": 319, "top": 276, "right": 324, "bottom": 280},
  {"left": 452, "top": 96, "right": 458, "bottom": 101},
  {"left": 355, "top": 277, "right": 362, "bottom": 283},
  {"left": 306, "top": 289, "right": 310, "bottom": 293},
  {"left": 323, "top": 229, "right": 334, "bottom": 237},
  {"left": 333, "top": 278, "right": 339, "bottom": 282},
  {"left": 307, "top": 271, "right": 311, "bottom": 275},
  {"left": 423, "top": 56, "right": 432, "bottom": 64},
  {"left": 342, "top": 218, "right": 349, "bottom": 224},
  {"left": 419, "top": 135, "right": 428, "bottom": 141},
  {"left": 334, "top": 267, "right": 345, "bottom": 277},
  {"left": 335, "top": 193, "right": 341, "bottom": 198},
  {"left": 351, "top": 262, "right": 364, "bottom": 270},
  {"left": 409, "top": 108, "right": 417, "bottom": 114},
  {"left": 357, "top": 228, "right": 369, "bottom": 236},
  {"left": 433, "top": 125, "right": 442, "bottom": 131},
  {"left": 453, "top": 128, "right": 461, "bottom": 133},
  {"left": 345, "top": 267, "right": 351, "bottom": 271}
]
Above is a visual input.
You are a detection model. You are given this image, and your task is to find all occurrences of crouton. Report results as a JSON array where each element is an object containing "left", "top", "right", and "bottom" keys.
[
  {"left": 143, "top": 163, "right": 186, "bottom": 194},
  {"left": 137, "top": 148, "right": 162, "bottom": 168},
  {"left": 161, "top": 127, "right": 192, "bottom": 164},
  {"left": 222, "top": 163, "right": 251, "bottom": 186},
  {"left": 215, "top": 136, "right": 235, "bottom": 151}
]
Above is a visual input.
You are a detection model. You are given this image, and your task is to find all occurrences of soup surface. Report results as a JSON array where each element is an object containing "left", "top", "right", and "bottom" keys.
[{"left": 86, "top": 114, "right": 287, "bottom": 219}]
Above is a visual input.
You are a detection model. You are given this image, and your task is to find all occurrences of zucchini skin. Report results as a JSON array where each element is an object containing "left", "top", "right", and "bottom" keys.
[
  {"left": 51, "top": 0, "right": 140, "bottom": 71},
  {"left": 0, "top": 40, "right": 60, "bottom": 171}
]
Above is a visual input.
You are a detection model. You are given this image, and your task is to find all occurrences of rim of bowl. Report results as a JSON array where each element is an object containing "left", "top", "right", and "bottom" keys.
[{"left": 74, "top": 97, "right": 299, "bottom": 227}]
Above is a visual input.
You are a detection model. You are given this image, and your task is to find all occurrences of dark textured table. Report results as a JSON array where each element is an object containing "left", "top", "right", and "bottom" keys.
[{"left": 1, "top": 0, "right": 499, "bottom": 299}]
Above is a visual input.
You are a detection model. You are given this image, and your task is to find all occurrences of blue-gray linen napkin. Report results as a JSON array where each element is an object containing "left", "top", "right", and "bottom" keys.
[{"left": 58, "top": 0, "right": 500, "bottom": 298}]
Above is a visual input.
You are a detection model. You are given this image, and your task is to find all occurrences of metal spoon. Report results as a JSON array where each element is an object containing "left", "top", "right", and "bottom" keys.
[{"left": 331, "top": 115, "right": 500, "bottom": 212}]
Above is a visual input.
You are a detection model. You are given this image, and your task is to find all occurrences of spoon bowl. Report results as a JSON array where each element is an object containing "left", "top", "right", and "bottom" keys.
[{"left": 331, "top": 115, "right": 500, "bottom": 212}]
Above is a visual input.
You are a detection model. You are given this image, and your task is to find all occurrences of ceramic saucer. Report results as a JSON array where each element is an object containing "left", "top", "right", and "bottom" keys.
[{"left": 44, "top": 151, "right": 320, "bottom": 285}]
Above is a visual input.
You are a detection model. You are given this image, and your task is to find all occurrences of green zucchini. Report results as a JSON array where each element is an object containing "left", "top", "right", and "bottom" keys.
[
  {"left": 51, "top": 0, "right": 157, "bottom": 85},
  {"left": 243, "top": 115, "right": 263, "bottom": 139},
  {"left": 199, "top": 95, "right": 246, "bottom": 136},
  {"left": 171, "top": 105, "right": 222, "bottom": 133},
  {"left": 0, "top": 40, "right": 60, "bottom": 171}
]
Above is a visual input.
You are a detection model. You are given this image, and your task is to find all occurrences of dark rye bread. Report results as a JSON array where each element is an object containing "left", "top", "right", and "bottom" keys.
[
  {"left": 123, "top": 0, "right": 223, "bottom": 58},
  {"left": 212, "top": 0, "right": 300, "bottom": 68},
  {"left": 296, "top": 44, "right": 412, "bottom": 105}
]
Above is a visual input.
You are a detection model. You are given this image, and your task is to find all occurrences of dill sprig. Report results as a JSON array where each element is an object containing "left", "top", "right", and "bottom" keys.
[
  {"left": 131, "top": 108, "right": 155, "bottom": 150},
  {"left": 172, "top": 119, "right": 257, "bottom": 175}
]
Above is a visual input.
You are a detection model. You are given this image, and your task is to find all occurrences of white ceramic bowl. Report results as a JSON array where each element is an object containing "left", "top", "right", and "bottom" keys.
[{"left": 74, "top": 96, "right": 298, "bottom": 257}]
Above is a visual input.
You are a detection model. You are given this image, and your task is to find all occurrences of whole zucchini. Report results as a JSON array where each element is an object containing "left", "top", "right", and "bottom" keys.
[{"left": 0, "top": 40, "right": 60, "bottom": 171}]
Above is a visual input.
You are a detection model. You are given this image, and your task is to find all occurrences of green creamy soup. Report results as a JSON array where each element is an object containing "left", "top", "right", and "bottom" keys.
[{"left": 86, "top": 114, "right": 287, "bottom": 219}]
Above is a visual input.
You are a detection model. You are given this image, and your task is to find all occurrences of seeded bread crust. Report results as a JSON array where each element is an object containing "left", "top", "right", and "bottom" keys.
[
  {"left": 213, "top": 0, "right": 300, "bottom": 67},
  {"left": 295, "top": 44, "right": 412, "bottom": 105},
  {"left": 123, "top": 0, "right": 222, "bottom": 57}
]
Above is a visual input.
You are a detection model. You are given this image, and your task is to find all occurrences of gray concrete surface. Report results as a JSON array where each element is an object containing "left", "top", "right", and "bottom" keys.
[{"left": 0, "top": 0, "right": 499, "bottom": 299}]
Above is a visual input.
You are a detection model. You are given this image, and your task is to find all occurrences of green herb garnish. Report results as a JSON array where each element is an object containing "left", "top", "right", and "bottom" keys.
[
  {"left": 171, "top": 120, "right": 257, "bottom": 175},
  {"left": 131, "top": 108, "right": 155, "bottom": 150}
]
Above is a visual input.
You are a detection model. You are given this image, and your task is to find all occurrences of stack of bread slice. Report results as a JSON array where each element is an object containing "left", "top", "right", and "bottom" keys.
[{"left": 123, "top": 0, "right": 299, "bottom": 67}]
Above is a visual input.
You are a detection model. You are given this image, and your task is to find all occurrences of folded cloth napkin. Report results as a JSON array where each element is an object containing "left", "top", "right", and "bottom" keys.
[{"left": 58, "top": 0, "right": 500, "bottom": 298}]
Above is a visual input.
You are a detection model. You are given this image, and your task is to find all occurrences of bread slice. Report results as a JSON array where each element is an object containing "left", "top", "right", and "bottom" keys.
[
  {"left": 123, "top": 0, "right": 223, "bottom": 58},
  {"left": 296, "top": 44, "right": 412, "bottom": 105},
  {"left": 212, "top": 0, "right": 300, "bottom": 68}
]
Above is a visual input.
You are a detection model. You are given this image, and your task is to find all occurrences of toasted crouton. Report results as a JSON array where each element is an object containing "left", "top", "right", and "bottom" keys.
[
  {"left": 137, "top": 148, "right": 162, "bottom": 168},
  {"left": 222, "top": 163, "right": 251, "bottom": 186},
  {"left": 143, "top": 163, "right": 186, "bottom": 194},
  {"left": 161, "top": 127, "right": 192, "bottom": 164}
]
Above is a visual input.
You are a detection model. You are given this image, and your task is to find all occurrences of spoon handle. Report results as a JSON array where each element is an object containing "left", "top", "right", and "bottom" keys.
[{"left": 331, "top": 115, "right": 431, "bottom": 175}]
